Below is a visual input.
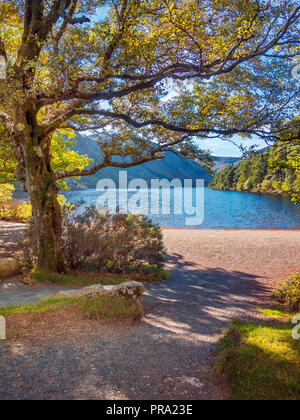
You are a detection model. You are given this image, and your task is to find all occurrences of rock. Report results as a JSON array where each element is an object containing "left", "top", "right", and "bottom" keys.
[
  {"left": 177, "top": 376, "right": 204, "bottom": 388},
  {"left": 112, "top": 281, "right": 145, "bottom": 301},
  {"left": 164, "top": 376, "right": 204, "bottom": 389},
  {"left": 56, "top": 284, "right": 105, "bottom": 298},
  {"left": 102, "top": 285, "right": 118, "bottom": 294},
  {"left": 55, "top": 281, "right": 145, "bottom": 301},
  {"left": 0, "top": 258, "right": 21, "bottom": 280}
]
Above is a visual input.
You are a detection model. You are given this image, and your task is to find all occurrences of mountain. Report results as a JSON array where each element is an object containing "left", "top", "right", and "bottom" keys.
[
  {"left": 213, "top": 156, "right": 241, "bottom": 173},
  {"left": 67, "top": 134, "right": 214, "bottom": 189}
]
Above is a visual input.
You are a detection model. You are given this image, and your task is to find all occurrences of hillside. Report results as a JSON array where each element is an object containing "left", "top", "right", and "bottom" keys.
[
  {"left": 210, "top": 142, "right": 300, "bottom": 202},
  {"left": 67, "top": 134, "right": 214, "bottom": 189},
  {"left": 213, "top": 156, "right": 240, "bottom": 173}
]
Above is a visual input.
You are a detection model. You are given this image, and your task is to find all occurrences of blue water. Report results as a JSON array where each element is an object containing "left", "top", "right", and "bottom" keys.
[{"left": 63, "top": 188, "right": 300, "bottom": 230}]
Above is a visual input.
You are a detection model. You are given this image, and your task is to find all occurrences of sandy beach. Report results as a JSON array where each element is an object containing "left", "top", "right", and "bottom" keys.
[{"left": 163, "top": 228, "right": 300, "bottom": 289}]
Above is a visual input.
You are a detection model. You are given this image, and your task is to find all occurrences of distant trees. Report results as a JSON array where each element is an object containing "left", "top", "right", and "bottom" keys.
[{"left": 210, "top": 142, "right": 300, "bottom": 204}]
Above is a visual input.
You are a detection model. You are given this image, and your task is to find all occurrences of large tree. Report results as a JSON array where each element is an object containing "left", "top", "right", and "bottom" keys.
[{"left": 0, "top": 0, "right": 299, "bottom": 272}]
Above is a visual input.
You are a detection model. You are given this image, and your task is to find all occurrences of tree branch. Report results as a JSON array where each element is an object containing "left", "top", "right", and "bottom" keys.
[
  {"left": 73, "top": 108, "right": 284, "bottom": 141},
  {"left": 54, "top": 154, "right": 159, "bottom": 180},
  {"left": 53, "top": 134, "right": 192, "bottom": 181}
]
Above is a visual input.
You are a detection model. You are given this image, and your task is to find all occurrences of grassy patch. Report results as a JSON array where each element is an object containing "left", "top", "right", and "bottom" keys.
[
  {"left": 217, "top": 318, "right": 300, "bottom": 400},
  {"left": 0, "top": 296, "right": 78, "bottom": 317},
  {"left": 82, "top": 295, "right": 141, "bottom": 319},
  {"left": 132, "top": 266, "right": 171, "bottom": 283},
  {"left": 30, "top": 266, "right": 170, "bottom": 287},
  {"left": 31, "top": 269, "right": 128, "bottom": 287},
  {"left": 0, "top": 295, "right": 142, "bottom": 320},
  {"left": 259, "top": 306, "right": 294, "bottom": 321}
]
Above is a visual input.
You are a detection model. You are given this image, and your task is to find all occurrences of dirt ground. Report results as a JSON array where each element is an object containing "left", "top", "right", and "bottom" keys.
[
  {"left": 0, "top": 221, "right": 25, "bottom": 258},
  {"left": 0, "top": 223, "right": 299, "bottom": 400}
]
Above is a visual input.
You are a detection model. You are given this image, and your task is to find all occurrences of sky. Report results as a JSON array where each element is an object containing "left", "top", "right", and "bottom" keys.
[{"left": 199, "top": 136, "right": 268, "bottom": 157}]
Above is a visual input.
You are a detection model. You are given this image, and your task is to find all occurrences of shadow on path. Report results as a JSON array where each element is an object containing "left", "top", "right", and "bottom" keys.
[{"left": 0, "top": 251, "right": 270, "bottom": 400}]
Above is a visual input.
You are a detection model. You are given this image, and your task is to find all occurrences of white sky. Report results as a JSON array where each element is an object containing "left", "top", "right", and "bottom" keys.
[{"left": 199, "top": 136, "right": 268, "bottom": 157}]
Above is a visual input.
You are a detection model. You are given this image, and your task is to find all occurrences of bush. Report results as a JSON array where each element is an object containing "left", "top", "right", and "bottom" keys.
[
  {"left": 63, "top": 208, "right": 166, "bottom": 272},
  {"left": 0, "top": 183, "right": 15, "bottom": 217},
  {"left": 23, "top": 207, "right": 167, "bottom": 275},
  {"left": 0, "top": 184, "right": 32, "bottom": 222},
  {"left": 273, "top": 274, "right": 300, "bottom": 311}
]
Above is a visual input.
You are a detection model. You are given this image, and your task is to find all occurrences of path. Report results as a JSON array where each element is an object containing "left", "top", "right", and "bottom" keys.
[
  {"left": 0, "top": 221, "right": 25, "bottom": 258},
  {"left": 0, "top": 223, "right": 299, "bottom": 400}
]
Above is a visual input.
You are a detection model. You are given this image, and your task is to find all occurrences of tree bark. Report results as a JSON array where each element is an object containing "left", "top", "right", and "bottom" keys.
[
  {"left": 22, "top": 132, "right": 65, "bottom": 273},
  {"left": 29, "top": 180, "right": 65, "bottom": 273}
]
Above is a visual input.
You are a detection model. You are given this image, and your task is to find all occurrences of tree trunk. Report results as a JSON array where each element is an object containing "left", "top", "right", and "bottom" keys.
[
  {"left": 22, "top": 136, "right": 65, "bottom": 273},
  {"left": 29, "top": 181, "right": 65, "bottom": 273}
]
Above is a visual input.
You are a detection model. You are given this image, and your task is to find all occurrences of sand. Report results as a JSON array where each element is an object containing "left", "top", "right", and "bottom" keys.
[{"left": 163, "top": 228, "right": 300, "bottom": 289}]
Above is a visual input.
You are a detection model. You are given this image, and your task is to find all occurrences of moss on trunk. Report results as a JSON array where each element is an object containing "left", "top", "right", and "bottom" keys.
[{"left": 23, "top": 134, "right": 65, "bottom": 273}]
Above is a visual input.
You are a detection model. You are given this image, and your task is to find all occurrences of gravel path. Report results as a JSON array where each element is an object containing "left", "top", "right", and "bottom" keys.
[
  {"left": 0, "top": 224, "right": 299, "bottom": 400},
  {"left": 0, "top": 279, "right": 75, "bottom": 307}
]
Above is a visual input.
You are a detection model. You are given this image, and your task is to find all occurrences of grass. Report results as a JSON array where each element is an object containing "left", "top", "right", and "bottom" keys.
[
  {"left": 217, "top": 307, "right": 300, "bottom": 400},
  {"left": 0, "top": 295, "right": 142, "bottom": 320},
  {"left": 259, "top": 306, "right": 294, "bottom": 321},
  {"left": 31, "top": 270, "right": 129, "bottom": 287},
  {"left": 0, "top": 296, "right": 79, "bottom": 317},
  {"left": 30, "top": 266, "right": 170, "bottom": 287},
  {"left": 82, "top": 295, "right": 141, "bottom": 319}
]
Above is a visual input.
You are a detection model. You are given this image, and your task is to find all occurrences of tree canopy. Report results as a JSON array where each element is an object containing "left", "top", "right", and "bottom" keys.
[
  {"left": 0, "top": 0, "right": 299, "bottom": 271},
  {"left": 1, "top": 0, "right": 299, "bottom": 178}
]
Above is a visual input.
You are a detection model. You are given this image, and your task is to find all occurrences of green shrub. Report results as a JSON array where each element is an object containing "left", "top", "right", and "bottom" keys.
[
  {"left": 23, "top": 207, "right": 167, "bottom": 275},
  {"left": 0, "top": 184, "right": 31, "bottom": 222},
  {"left": 0, "top": 183, "right": 14, "bottom": 211},
  {"left": 63, "top": 207, "right": 166, "bottom": 272},
  {"left": 273, "top": 274, "right": 300, "bottom": 311}
]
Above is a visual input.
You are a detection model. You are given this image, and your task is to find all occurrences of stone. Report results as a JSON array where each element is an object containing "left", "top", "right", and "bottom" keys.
[
  {"left": 55, "top": 281, "right": 145, "bottom": 301},
  {"left": 0, "top": 258, "right": 21, "bottom": 280},
  {"left": 164, "top": 376, "right": 204, "bottom": 389},
  {"left": 56, "top": 284, "right": 106, "bottom": 298},
  {"left": 102, "top": 285, "right": 118, "bottom": 294},
  {"left": 112, "top": 281, "right": 145, "bottom": 301},
  {"left": 177, "top": 376, "right": 204, "bottom": 388}
]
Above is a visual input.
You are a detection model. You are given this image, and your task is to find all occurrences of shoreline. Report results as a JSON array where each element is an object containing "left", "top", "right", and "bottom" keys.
[
  {"left": 0, "top": 219, "right": 299, "bottom": 232},
  {"left": 162, "top": 227, "right": 300, "bottom": 232}
]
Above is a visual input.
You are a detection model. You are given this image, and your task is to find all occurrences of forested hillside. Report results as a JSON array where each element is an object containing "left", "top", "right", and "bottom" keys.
[
  {"left": 210, "top": 142, "right": 300, "bottom": 203},
  {"left": 213, "top": 156, "right": 241, "bottom": 173}
]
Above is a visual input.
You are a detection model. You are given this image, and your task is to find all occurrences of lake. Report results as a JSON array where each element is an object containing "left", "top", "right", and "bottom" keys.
[{"left": 63, "top": 188, "right": 300, "bottom": 230}]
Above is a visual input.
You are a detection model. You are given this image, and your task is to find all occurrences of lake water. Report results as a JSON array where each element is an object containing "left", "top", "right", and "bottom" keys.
[{"left": 63, "top": 188, "right": 300, "bottom": 230}]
